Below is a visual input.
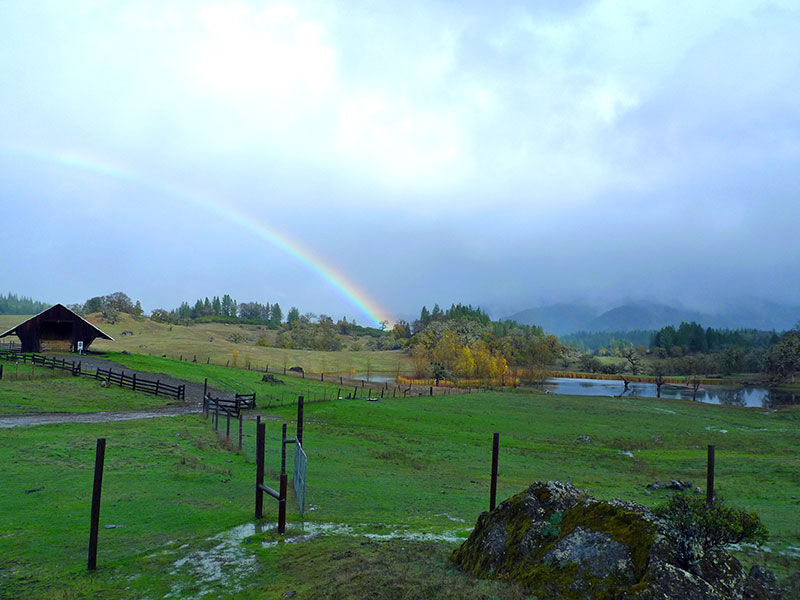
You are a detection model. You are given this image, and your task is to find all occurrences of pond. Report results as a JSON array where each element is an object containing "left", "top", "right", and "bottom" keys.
[{"left": 542, "top": 377, "right": 799, "bottom": 409}]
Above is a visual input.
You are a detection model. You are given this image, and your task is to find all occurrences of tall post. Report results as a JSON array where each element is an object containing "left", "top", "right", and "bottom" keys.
[
  {"left": 214, "top": 405, "right": 219, "bottom": 431},
  {"left": 255, "top": 422, "right": 265, "bottom": 518},
  {"left": 132, "top": 373, "right": 137, "bottom": 391},
  {"left": 490, "top": 433, "right": 500, "bottom": 511},
  {"left": 88, "top": 438, "right": 107, "bottom": 570},
  {"left": 297, "top": 396, "right": 305, "bottom": 447},
  {"left": 281, "top": 423, "right": 287, "bottom": 474},
  {"left": 278, "top": 472, "right": 287, "bottom": 534},
  {"left": 706, "top": 444, "right": 715, "bottom": 506},
  {"left": 238, "top": 414, "right": 243, "bottom": 450},
  {"left": 226, "top": 413, "right": 230, "bottom": 439},
  {"left": 203, "top": 378, "right": 208, "bottom": 398}
]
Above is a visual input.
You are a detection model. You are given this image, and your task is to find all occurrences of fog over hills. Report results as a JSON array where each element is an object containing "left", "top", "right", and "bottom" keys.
[{"left": 506, "top": 299, "right": 800, "bottom": 335}]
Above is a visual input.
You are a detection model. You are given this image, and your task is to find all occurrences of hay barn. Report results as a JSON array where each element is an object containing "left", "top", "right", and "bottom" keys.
[{"left": 0, "top": 304, "right": 114, "bottom": 352}]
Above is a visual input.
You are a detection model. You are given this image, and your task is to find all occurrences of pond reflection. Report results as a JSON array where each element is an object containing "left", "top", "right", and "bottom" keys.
[{"left": 542, "top": 377, "right": 799, "bottom": 408}]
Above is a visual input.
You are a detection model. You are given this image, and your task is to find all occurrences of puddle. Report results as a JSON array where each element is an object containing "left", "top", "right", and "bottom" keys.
[
  {"left": 163, "top": 520, "right": 469, "bottom": 597},
  {"left": 165, "top": 524, "right": 260, "bottom": 599},
  {"left": 260, "top": 521, "right": 469, "bottom": 547}
]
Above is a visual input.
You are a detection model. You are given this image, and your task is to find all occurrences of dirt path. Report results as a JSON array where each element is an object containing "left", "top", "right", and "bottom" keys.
[
  {"left": 0, "top": 406, "right": 199, "bottom": 428},
  {"left": 0, "top": 354, "right": 224, "bottom": 428}
]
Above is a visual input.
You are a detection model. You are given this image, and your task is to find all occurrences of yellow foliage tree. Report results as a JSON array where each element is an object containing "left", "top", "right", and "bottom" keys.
[{"left": 455, "top": 346, "right": 475, "bottom": 379}]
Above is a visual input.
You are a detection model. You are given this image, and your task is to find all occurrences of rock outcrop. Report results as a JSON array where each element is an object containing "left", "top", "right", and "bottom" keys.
[{"left": 451, "top": 481, "right": 783, "bottom": 599}]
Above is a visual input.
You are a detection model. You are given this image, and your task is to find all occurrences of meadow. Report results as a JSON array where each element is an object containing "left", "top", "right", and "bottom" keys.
[
  {"left": 0, "top": 313, "right": 413, "bottom": 377},
  {"left": 1, "top": 354, "right": 799, "bottom": 598}
]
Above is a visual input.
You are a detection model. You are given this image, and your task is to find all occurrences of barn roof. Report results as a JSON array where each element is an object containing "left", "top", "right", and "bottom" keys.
[{"left": 0, "top": 303, "right": 115, "bottom": 341}]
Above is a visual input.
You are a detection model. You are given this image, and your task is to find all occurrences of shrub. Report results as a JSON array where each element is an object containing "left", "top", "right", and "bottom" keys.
[{"left": 653, "top": 494, "right": 768, "bottom": 569}]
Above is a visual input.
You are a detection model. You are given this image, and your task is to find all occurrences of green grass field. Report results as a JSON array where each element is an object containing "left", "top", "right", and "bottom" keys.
[
  {"left": 1, "top": 357, "right": 799, "bottom": 598},
  {"left": 0, "top": 372, "right": 179, "bottom": 414}
]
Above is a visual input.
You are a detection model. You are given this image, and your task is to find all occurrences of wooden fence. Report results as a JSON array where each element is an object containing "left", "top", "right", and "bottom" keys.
[
  {"left": 203, "top": 394, "right": 246, "bottom": 449},
  {"left": 0, "top": 350, "right": 82, "bottom": 376},
  {"left": 94, "top": 367, "right": 185, "bottom": 402}
]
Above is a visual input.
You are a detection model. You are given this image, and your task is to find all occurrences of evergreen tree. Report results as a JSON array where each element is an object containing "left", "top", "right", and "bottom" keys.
[{"left": 270, "top": 303, "right": 283, "bottom": 327}]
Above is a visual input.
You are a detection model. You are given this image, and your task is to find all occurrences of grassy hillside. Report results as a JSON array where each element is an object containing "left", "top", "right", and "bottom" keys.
[
  {"left": 1, "top": 363, "right": 798, "bottom": 598},
  {"left": 0, "top": 313, "right": 413, "bottom": 376}
]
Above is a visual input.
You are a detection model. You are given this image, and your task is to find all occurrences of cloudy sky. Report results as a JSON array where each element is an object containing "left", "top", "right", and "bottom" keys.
[{"left": 2, "top": 0, "right": 799, "bottom": 326}]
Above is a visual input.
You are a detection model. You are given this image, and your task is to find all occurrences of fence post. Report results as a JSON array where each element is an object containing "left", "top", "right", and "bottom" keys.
[
  {"left": 281, "top": 424, "right": 287, "bottom": 475},
  {"left": 340, "top": 375, "right": 343, "bottom": 385},
  {"left": 204, "top": 378, "right": 208, "bottom": 398},
  {"left": 155, "top": 380, "right": 160, "bottom": 397},
  {"left": 239, "top": 414, "right": 243, "bottom": 451},
  {"left": 0, "top": 364, "right": 3, "bottom": 380},
  {"left": 490, "top": 433, "right": 500, "bottom": 511},
  {"left": 320, "top": 372, "right": 323, "bottom": 382},
  {"left": 226, "top": 413, "right": 230, "bottom": 439},
  {"left": 132, "top": 373, "right": 137, "bottom": 392},
  {"left": 353, "top": 386, "right": 357, "bottom": 399},
  {"left": 88, "top": 438, "right": 107, "bottom": 570},
  {"left": 430, "top": 386, "right": 433, "bottom": 396},
  {"left": 278, "top": 472, "right": 287, "bottom": 535},
  {"left": 706, "top": 444, "right": 715, "bottom": 506},
  {"left": 297, "top": 396, "right": 304, "bottom": 447},
  {"left": 215, "top": 405, "right": 219, "bottom": 431},
  {"left": 255, "top": 421, "right": 265, "bottom": 518}
]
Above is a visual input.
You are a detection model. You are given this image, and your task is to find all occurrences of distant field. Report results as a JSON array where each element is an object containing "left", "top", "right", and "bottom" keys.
[
  {"left": 0, "top": 313, "right": 413, "bottom": 376},
  {"left": 1, "top": 376, "right": 798, "bottom": 598}
]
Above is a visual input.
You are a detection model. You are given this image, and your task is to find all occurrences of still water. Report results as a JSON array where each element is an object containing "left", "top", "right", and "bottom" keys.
[{"left": 543, "top": 377, "right": 799, "bottom": 409}]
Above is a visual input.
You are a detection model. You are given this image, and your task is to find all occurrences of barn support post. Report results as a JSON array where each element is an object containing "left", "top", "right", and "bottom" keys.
[{"left": 88, "top": 438, "right": 107, "bottom": 571}]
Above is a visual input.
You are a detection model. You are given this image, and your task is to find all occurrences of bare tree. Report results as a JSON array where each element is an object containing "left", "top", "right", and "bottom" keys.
[{"left": 621, "top": 346, "right": 643, "bottom": 375}]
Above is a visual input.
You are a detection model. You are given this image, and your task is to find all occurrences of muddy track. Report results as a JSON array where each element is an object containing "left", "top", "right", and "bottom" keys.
[{"left": 0, "top": 354, "right": 224, "bottom": 428}]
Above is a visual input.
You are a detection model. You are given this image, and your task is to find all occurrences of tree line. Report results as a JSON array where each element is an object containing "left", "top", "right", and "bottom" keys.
[
  {"left": 149, "top": 296, "right": 302, "bottom": 330},
  {"left": 406, "top": 303, "right": 561, "bottom": 383},
  {"left": 0, "top": 293, "right": 51, "bottom": 315},
  {"left": 649, "top": 322, "right": 775, "bottom": 357}
]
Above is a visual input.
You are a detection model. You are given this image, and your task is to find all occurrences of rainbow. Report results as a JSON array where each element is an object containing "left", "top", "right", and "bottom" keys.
[{"left": 3, "top": 146, "right": 393, "bottom": 328}]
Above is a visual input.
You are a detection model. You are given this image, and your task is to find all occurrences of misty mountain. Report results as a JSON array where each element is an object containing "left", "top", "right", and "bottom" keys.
[
  {"left": 505, "top": 303, "right": 598, "bottom": 335},
  {"left": 508, "top": 300, "right": 800, "bottom": 334}
]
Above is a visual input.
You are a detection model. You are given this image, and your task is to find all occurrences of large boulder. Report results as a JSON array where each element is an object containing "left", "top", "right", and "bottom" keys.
[{"left": 451, "top": 481, "right": 783, "bottom": 599}]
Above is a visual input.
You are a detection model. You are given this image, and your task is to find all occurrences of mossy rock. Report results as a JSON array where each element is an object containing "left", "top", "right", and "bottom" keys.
[{"left": 451, "top": 481, "right": 784, "bottom": 600}]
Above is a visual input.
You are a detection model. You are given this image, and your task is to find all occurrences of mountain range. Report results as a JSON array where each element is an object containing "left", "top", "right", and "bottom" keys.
[{"left": 506, "top": 299, "right": 800, "bottom": 335}]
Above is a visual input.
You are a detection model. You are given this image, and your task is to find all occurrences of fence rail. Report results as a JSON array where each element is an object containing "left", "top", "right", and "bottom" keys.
[
  {"left": 0, "top": 350, "right": 81, "bottom": 376},
  {"left": 94, "top": 367, "right": 185, "bottom": 401}
]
